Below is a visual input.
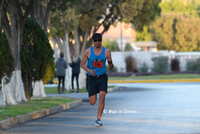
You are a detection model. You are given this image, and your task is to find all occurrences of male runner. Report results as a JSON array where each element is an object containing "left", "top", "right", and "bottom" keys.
[{"left": 81, "top": 33, "right": 114, "bottom": 126}]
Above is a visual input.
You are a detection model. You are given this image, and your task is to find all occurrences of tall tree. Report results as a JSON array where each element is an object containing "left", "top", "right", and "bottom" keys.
[
  {"left": 30, "top": 0, "right": 54, "bottom": 34},
  {"left": 0, "top": 30, "right": 15, "bottom": 106},
  {"left": 136, "top": 25, "right": 152, "bottom": 41},
  {"left": 21, "top": 18, "right": 54, "bottom": 100},
  {"left": 73, "top": 0, "right": 161, "bottom": 59},
  {"left": 49, "top": 0, "right": 82, "bottom": 90},
  {"left": 150, "top": 14, "right": 200, "bottom": 51},
  {"left": 0, "top": 0, "right": 33, "bottom": 104},
  {"left": 159, "top": 0, "right": 198, "bottom": 17},
  {"left": 0, "top": 30, "right": 14, "bottom": 84},
  {"left": 120, "top": 0, "right": 161, "bottom": 31},
  {"left": 30, "top": 0, "right": 55, "bottom": 97}
]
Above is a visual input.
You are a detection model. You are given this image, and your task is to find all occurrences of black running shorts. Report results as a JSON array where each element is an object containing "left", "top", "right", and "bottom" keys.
[{"left": 88, "top": 73, "right": 108, "bottom": 97}]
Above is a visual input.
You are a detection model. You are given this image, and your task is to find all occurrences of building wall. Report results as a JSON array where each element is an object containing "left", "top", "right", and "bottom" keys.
[{"left": 110, "top": 51, "right": 200, "bottom": 72}]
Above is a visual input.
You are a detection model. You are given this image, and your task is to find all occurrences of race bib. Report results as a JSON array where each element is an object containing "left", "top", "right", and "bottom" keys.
[{"left": 93, "top": 59, "right": 103, "bottom": 68}]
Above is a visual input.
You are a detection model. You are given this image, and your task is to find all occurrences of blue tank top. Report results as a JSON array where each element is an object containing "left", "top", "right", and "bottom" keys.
[{"left": 88, "top": 46, "right": 106, "bottom": 76}]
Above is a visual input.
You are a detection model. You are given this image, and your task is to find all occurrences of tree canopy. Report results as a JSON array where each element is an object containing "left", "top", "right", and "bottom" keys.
[
  {"left": 150, "top": 14, "right": 200, "bottom": 51},
  {"left": 159, "top": 0, "right": 198, "bottom": 17},
  {"left": 0, "top": 30, "right": 14, "bottom": 84}
]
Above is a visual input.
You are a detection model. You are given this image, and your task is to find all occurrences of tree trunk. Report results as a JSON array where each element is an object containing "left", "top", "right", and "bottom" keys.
[
  {"left": 1, "top": 78, "right": 7, "bottom": 106},
  {"left": 80, "top": 27, "right": 91, "bottom": 59},
  {"left": 33, "top": 80, "right": 47, "bottom": 98},
  {"left": 73, "top": 27, "right": 89, "bottom": 89},
  {"left": 55, "top": 36, "right": 64, "bottom": 51},
  {"left": 79, "top": 68, "right": 86, "bottom": 89},
  {"left": 1, "top": 1, "right": 29, "bottom": 104},
  {"left": 63, "top": 32, "right": 72, "bottom": 90},
  {"left": 31, "top": 0, "right": 54, "bottom": 98},
  {"left": 51, "top": 37, "right": 60, "bottom": 62},
  {"left": 15, "top": 70, "right": 27, "bottom": 102},
  {"left": 0, "top": 90, "right": 6, "bottom": 106},
  {"left": 2, "top": 70, "right": 27, "bottom": 104},
  {"left": 74, "top": 27, "right": 80, "bottom": 57}
]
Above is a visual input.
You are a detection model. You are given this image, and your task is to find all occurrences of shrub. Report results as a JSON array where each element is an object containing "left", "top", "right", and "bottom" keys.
[
  {"left": 102, "top": 39, "right": 119, "bottom": 51},
  {"left": 151, "top": 56, "right": 169, "bottom": 73},
  {"left": 106, "top": 65, "right": 118, "bottom": 72},
  {"left": 124, "top": 43, "right": 133, "bottom": 51},
  {"left": 21, "top": 18, "right": 55, "bottom": 100},
  {"left": 0, "top": 29, "right": 15, "bottom": 84},
  {"left": 138, "top": 62, "right": 149, "bottom": 73},
  {"left": 43, "top": 60, "right": 56, "bottom": 84},
  {"left": 196, "top": 58, "right": 200, "bottom": 72},
  {"left": 171, "top": 58, "right": 180, "bottom": 72},
  {"left": 125, "top": 56, "right": 137, "bottom": 72},
  {"left": 186, "top": 60, "right": 197, "bottom": 72}
]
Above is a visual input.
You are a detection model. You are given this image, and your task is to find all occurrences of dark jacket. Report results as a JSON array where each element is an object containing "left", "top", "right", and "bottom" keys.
[
  {"left": 69, "top": 57, "right": 81, "bottom": 74},
  {"left": 56, "top": 57, "right": 68, "bottom": 76}
]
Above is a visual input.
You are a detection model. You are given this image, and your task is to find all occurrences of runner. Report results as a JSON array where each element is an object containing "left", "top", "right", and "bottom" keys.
[{"left": 80, "top": 33, "right": 114, "bottom": 126}]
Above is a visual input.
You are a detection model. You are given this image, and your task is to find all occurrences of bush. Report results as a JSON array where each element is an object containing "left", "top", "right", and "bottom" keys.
[
  {"left": 196, "top": 58, "right": 200, "bottom": 72},
  {"left": 186, "top": 60, "right": 197, "bottom": 72},
  {"left": 125, "top": 56, "right": 137, "bottom": 72},
  {"left": 102, "top": 39, "right": 119, "bottom": 51},
  {"left": 43, "top": 60, "right": 56, "bottom": 84},
  {"left": 124, "top": 43, "right": 133, "bottom": 51},
  {"left": 21, "top": 18, "right": 55, "bottom": 100},
  {"left": 138, "top": 62, "right": 149, "bottom": 73},
  {"left": 171, "top": 58, "right": 180, "bottom": 72},
  {"left": 151, "top": 56, "right": 169, "bottom": 73},
  {"left": 106, "top": 65, "right": 118, "bottom": 72},
  {"left": 0, "top": 29, "right": 15, "bottom": 84}
]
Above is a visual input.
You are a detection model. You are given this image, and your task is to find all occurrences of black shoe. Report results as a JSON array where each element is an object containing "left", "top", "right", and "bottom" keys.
[
  {"left": 70, "top": 91, "right": 74, "bottom": 93},
  {"left": 76, "top": 90, "right": 79, "bottom": 93}
]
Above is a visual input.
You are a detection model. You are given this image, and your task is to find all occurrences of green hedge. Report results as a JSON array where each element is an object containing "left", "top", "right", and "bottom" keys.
[{"left": 151, "top": 56, "right": 169, "bottom": 73}]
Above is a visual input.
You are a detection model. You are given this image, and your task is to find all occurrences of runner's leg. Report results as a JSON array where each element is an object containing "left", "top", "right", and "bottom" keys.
[
  {"left": 89, "top": 94, "right": 97, "bottom": 105},
  {"left": 97, "top": 91, "right": 106, "bottom": 119}
]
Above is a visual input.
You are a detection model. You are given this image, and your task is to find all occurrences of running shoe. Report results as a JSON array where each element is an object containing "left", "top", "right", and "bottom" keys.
[{"left": 95, "top": 119, "right": 103, "bottom": 126}]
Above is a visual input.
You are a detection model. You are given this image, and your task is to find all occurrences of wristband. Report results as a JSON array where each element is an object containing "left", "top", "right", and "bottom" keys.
[{"left": 108, "top": 61, "right": 112, "bottom": 64}]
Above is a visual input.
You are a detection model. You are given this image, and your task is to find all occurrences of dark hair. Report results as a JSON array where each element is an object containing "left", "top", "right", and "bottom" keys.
[{"left": 60, "top": 52, "right": 64, "bottom": 57}]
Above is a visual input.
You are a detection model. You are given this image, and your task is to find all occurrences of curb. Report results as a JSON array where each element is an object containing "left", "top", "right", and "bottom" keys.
[
  {"left": 108, "top": 79, "right": 200, "bottom": 83},
  {"left": 0, "top": 99, "right": 82, "bottom": 130}
]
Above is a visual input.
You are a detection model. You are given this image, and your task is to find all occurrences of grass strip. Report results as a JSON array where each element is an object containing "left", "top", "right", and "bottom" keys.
[
  {"left": 0, "top": 97, "right": 75, "bottom": 121},
  {"left": 45, "top": 86, "right": 115, "bottom": 94},
  {"left": 45, "top": 87, "right": 87, "bottom": 94}
]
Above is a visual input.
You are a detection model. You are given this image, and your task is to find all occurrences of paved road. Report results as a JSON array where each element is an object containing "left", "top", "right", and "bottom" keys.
[{"left": 2, "top": 83, "right": 200, "bottom": 134}]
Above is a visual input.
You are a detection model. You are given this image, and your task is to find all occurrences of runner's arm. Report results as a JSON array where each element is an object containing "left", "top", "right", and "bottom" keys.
[
  {"left": 81, "top": 49, "right": 95, "bottom": 75},
  {"left": 105, "top": 49, "right": 114, "bottom": 70}
]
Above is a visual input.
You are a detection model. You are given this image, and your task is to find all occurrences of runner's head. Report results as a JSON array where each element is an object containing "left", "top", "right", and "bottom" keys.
[{"left": 92, "top": 33, "right": 102, "bottom": 48}]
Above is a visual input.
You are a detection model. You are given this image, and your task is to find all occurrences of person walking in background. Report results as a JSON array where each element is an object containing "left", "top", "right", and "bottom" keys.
[
  {"left": 81, "top": 33, "right": 114, "bottom": 126},
  {"left": 69, "top": 54, "right": 81, "bottom": 93},
  {"left": 56, "top": 52, "right": 68, "bottom": 94}
]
